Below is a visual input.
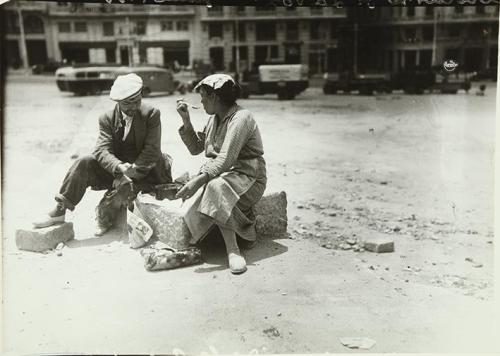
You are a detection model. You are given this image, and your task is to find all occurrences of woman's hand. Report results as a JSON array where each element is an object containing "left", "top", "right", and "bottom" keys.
[
  {"left": 176, "top": 99, "right": 190, "bottom": 123},
  {"left": 175, "top": 173, "right": 208, "bottom": 201}
]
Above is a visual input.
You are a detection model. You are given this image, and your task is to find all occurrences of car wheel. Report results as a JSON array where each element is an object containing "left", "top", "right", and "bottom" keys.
[
  {"left": 277, "top": 90, "right": 288, "bottom": 100},
  {"left": 359, "top": 88, "right": 373, "bottom": 96}
]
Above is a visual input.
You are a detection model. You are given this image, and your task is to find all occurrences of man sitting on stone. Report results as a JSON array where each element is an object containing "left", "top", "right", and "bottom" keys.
[{"left": 33, "top": 73, "right": 172, "bottom": 235}]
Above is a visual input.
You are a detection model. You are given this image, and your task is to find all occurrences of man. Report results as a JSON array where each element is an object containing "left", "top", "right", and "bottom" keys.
[{"left": 33, "top": 73, "right": 172, "bottom": 235}]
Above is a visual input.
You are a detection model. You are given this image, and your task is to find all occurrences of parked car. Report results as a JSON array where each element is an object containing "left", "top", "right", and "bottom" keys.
[
  {"left": 32, "top": 61, "right": 66, "bottom": 75},
  {"left": 471, "top": 67, "right": 497, "bottom": 81},
  {"left": 240, "top": 63, "right": 309, "bottom": 100},
  {"left": 55, "top": 66, "right": 178, "bottom": 96}
]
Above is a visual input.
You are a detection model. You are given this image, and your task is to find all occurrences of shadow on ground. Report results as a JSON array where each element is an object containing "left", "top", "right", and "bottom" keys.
[{"left": 193, "top": 229, "right": 289, "bottom": 273}]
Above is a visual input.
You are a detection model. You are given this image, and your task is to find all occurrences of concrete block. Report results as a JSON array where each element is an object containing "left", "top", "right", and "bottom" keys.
[
  {"left": 363, "top": 238, "right": 395, "bottom": 253},
  {"left": 135, "top": 195, "right": 192, "bottom": 251},
  {"left": 16, "top": 223, "right": 74, "bottom": 253},
  {"left": 255, "top": 191, "right": 288, "bottom": 239}
]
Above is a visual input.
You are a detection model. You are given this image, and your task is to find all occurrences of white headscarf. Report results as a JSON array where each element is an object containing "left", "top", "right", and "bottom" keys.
[{"left": 194, "top": 73, "right": 235, "bottom": 92}]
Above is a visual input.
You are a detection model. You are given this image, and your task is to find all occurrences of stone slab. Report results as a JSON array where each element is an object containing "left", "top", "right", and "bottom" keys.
[
  {"left": 16, "top": 222, "right": 75, "bottom": 253},
  {"left": 363, "top": 238, "right": 395, "bottom": 253},
  {"left": 135, "top": 191, "right": 288, "bottom": 248}
]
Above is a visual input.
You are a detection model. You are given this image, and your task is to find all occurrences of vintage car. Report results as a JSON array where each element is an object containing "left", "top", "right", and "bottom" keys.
[{"left": 55, "top": 65, "right": 178, "bottom": 96}]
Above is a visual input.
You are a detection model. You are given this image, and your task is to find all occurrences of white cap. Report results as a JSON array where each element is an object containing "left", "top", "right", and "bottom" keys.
[{"left": 110, "top": 73, "right": 143, "bottom": 101}]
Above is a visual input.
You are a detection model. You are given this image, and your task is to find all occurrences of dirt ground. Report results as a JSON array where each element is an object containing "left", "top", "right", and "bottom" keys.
[{"left": 2, "top": 74, "right": 499, "bottom": 354}]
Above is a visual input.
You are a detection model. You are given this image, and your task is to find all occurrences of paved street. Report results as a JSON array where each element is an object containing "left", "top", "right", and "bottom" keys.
[{"left": 2, "top": 74, "right": 498, "bottom": 354}]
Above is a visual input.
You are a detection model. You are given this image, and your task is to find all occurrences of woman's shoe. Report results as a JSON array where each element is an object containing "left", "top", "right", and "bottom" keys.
[{"left": 228, "top": 252, "right": 247, "bottom": 274}]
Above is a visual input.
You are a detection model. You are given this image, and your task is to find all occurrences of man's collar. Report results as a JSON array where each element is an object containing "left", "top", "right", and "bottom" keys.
[{"left": 120, "top": 111, "right": 134, "bottom": 121}]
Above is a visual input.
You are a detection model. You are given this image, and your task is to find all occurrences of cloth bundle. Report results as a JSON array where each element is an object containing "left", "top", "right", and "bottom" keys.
[{"left": 140, "top": 241, "right": 202, "bottom": 271}]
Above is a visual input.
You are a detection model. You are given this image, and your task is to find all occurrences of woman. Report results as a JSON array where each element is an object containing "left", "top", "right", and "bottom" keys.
[{"left": 175, "top": 74, "right": 267, "bottom": 274}]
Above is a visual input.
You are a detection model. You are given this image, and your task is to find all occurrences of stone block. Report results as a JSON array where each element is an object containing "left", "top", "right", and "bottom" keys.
[
  {"left": 255, "top": 191, "right": 288, "bottom": 239},
  {"left": 16, "top": 223, "right": 74, "bottom": 253},
  {"left": 135, "top": 195, "right": 191, "bottom": 251},
  {"left": 134, "top": 191, "right": 288, "bottom": 249},
  {"left": 363, "top": 238, "right": 394, "bottom": 253}
]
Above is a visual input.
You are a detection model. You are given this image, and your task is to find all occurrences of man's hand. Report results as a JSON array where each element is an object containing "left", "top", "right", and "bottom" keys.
[
  {"left": 175, "top": 174, "right": 208, "bottom": 201},
  {"left": 118, "top": 163, "right": 132, "bottom": 175}
]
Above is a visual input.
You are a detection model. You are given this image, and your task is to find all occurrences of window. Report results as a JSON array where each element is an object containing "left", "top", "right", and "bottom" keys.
[
  {"left": 236, "top": 6, "right": 245, "bottom": 13},
  {"left": 58, "top": 22, "right": 71, "bottom": 33},
  {"left": 24, "top": 15, "right": 44, "bottom": 34},
  {"left": 74, "top": 22, "right": 87, "bottom": 33},
  {"left": 136, "top": 21, "right": 146, "bottom": 35},
  {"left": 454, "top": 6, "right": 464, "bottom": 14},
  {"left": 255, "top": 22, "right": 276, "bottom": 41},
  {"left": 256, "top": 6, "right": 276, "bottom": 12},
  {"left": 234, "top": 23, "right": 246, "bottom": 42},
  {"left": 286, "top": 22, "right": 299, "bottom": 41},
  {"left": 105, "top": 48, "right": 116, "bottom": 63},
  {"left": 404, "top": 28, "right": 417, "bottom": 42},
  {"left": 254, "top": 45, "right": 278, "bottom": 65},
  {"left": 270, "top": 45, "right": 279, "bottom": 59},
  {"left": 422, "top": 26, "right": 434, "bottom": 41},
  {"left": 208, "top": 23, "right": 223, "bottom": 39},
  {"left": 310, "top": 23, "right": 322, "bottom": 40},
  {"left": 491, "top": 24, "right": 499, "bottom": 39},
  {"left": 407, "top": 7, "right": 415, "bottom": 17},
  {"left": 177, "top": 21, "right": 188, "bottom": 31},
  {"left": 330, "top": 23, "right": 338, "bottom": 39},
  {"left": 207, "top": 6, "right": 223, "bottom": 15},
  {"left": 161, "top": 21, "right": 173, "bottom": 31},
  {"left": 310, "top": 7, "right": 323, "bottom": 15},
  {"left": 6, "top": 12, "right": 20, "bottom": 34},
  {"left": 476, "top": 6, "right": 485, "bottom": 15},
  {"left": 425, "top": 6, "right": 434, "bottom": 17},
  {"left": 103, "top": 22, "right": 114, "bottom": 36},
  {"left": 449, "top": 25, "right": 460, "bottom": 37}
]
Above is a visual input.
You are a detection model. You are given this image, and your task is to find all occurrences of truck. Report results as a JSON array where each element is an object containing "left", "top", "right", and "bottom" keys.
[
  {"left": 390, "top": 66, "right": 471, "bottom": 94},
  {"left": 240, "top": 64, "right": 309, "bottom": 100},
  {"left": 55, "top": 65, "right": 179, "bottom": 96},
  {"left": 323, "top": 71, "right": 392, "bottom": 95}
]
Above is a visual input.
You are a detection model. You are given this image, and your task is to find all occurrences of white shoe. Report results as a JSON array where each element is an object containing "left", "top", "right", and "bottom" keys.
[
  {"left": 228, "top": 252, "right": 247, "bottom": 274},
  {"left": 33, "top": 214, "right": 65, "bottom": 229}
]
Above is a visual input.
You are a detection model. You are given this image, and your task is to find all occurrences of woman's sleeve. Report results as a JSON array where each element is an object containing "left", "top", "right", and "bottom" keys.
[
  {"left": 178, "top": 123, "right": 206, "bottom": 155},
  {"left": 200, "top": 113, "right": 255, "bottom": 179}
]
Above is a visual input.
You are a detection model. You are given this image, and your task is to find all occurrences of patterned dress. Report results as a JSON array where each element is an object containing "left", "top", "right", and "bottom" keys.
[{"left": 178, "top": 104, "right": 267, "bottom": 243}]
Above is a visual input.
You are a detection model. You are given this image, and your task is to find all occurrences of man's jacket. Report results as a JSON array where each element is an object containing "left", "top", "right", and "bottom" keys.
[{"left": 93, "top": 103, "right": 171, "bottom": 184}]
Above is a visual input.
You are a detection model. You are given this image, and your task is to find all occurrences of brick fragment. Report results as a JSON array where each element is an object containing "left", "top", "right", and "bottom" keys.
[{"left": 16, "top": 223, "right": 74, "bottom": 253}]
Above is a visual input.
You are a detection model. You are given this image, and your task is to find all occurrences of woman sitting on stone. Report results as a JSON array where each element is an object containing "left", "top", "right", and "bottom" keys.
[{"left": 175, "top": 74, "right": 267, "bottom": 274}]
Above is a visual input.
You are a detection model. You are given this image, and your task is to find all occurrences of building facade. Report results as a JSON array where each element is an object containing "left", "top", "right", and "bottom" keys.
[
  {"left": 364, "top": 6, "right": 499, "bottom": 73},
  {"left": 3, "top": 1, "right": 499, "bottom": 75}
]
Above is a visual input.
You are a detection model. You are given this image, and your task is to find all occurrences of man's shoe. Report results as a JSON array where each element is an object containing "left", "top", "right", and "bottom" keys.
[
  {"left": 33, "top": 203, "right": 66, "bottom": 229},
  {"left": 94, "top": 225, "right": 111, "bottom": 237},
  {"left": 228, "top": 252, "right": 247, "bottom": 274}
]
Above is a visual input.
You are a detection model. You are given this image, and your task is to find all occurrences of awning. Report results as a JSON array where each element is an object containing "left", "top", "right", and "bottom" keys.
[
  {"left": 59, "top": 41, "right": 116, "bottom": 49},
  {"left": 139, "top": 40, "right": 190, "bottom": 50}
]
